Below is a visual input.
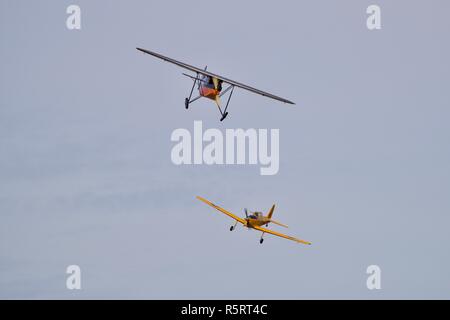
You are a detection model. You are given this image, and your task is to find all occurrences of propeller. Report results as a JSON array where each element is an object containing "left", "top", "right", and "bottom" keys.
[
  {"left": 213, "top": 77, "right": 222, "bottom": 107},
  {"left": 244, "top": 208, "right": 250, "bottom": 228},
  {"left": 212, "top": 77, "right": 219, "bottom": 89}
]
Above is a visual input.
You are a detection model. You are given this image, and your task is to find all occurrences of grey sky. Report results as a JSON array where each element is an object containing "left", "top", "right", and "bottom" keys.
[{"left": 1, "top": 0, "right": 450, "bottom": 299}]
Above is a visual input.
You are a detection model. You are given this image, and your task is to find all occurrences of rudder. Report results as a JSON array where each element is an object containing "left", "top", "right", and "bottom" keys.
[{"left": 267, "top": 204, "right": 275, "bottom": 219}]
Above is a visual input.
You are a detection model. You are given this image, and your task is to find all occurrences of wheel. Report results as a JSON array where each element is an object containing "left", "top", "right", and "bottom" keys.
[
  {"left": 230, "top": 226, "right": 234, "bottom": 231},
  {"left": 260, "top": 238, "right": 264, "bottom": 244},
  {"left": 185, "top": 98, "right": 189, "bottom": 109},
  {"left": 220, "top": 112, "right": 228, "bottom": 122}
]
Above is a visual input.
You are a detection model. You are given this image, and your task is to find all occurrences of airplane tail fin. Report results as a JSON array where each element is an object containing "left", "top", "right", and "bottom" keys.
[
  {"left": 267, "top": 204, "right": 275, "bottom": 219},
  {"left": 267, "top": 204, "right": 288, "bottom": 228}
]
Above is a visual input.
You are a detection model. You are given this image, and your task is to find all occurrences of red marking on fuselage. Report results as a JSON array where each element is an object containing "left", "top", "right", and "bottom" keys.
[{"left": 199, "top": 85, "right": 219, "bottom": 100}]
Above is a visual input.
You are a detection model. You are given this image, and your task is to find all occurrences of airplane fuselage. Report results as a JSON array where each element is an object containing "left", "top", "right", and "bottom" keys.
[
  {"left": 199, "top": 85, "right": 219, "bottom": 100},
  {"left": 198, "top": 75, "right": 222, "bottom": 101},
  {"left": 244, "top": 217, "right": 270, "bottom": 228}
]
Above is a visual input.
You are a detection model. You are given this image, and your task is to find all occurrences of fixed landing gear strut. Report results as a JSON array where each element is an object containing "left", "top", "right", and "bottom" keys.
[
  {"left": 217, "top": 85, "right": 234, "bottom": 122},
  {"left": 220, "top": 112, "right": 229, "bottom": 122},
  {"left": 185, "top": 72, "right": 201, "bottom": 109},
  {"left": 259, "top": 232, "right": 265, "bottom": 244},
  {"left": 230, "top": 221, "right": 238, "bottom": 231}
]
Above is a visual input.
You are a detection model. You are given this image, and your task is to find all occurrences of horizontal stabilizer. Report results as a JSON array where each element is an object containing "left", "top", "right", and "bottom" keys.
[{"left": 269, "top": 219, "right": 288, "bottom": 228}]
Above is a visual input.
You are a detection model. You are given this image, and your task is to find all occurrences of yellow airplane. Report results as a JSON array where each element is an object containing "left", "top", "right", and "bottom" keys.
[{"left": 196, "top": 196, "right": 311, "bottom": 245}]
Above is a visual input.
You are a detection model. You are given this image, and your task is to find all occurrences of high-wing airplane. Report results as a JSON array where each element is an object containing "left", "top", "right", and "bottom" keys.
[
  {"left": 136, "top": 47, "right": 295, "bottom": 121},
  {"left": 196, "top": 196, "right": 311, "bottom": 245}
]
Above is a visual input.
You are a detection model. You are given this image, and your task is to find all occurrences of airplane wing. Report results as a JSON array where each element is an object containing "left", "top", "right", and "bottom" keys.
[
  {"left": 253, "top": 225, "right": 311, "bottom": 245},
  {"left": 136, "top": 47, "right": 295, "bottom": 105},
  {"left": 196, "top": 196, "right": 246, "bottom": 224}
]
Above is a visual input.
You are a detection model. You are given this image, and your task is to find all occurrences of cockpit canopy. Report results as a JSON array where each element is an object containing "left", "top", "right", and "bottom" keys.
[
  {"left": 200, "top": 75, "right": 222, "bottom": 91},
  {"left": 248, "top": 211, "right": 263, "bottom": 219}
]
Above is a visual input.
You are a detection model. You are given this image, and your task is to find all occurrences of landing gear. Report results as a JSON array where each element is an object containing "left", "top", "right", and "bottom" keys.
[
  {"left": 259, "top": 232, "right": 265, "bottom": 244},
  {"left": 216, "top": 85, "right": 234, "bottom": 121},
  {"left": 220, "top": 112, "right": 228, "bottom": 122},
  {"left": 230, "top": 221, "right": 238, "bottom": 231},
  {"left": 185, "top": 72, "right": 200, "bottom": 110},
  {"left": 183, "top": 73, "right": 235, "bottom": 121}
]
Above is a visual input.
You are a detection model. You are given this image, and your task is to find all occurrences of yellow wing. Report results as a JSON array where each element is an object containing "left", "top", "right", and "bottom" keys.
[
  {"left": 253, "top": 225, "right": 311, "bottom": 245},
  {"left": 196, "top": 196, "right": 246, "bottom": 224}
]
